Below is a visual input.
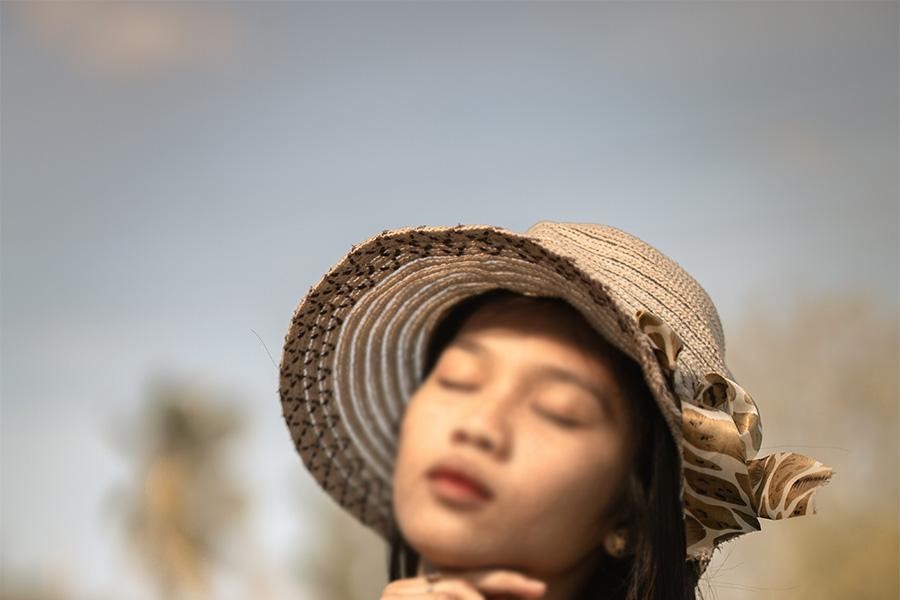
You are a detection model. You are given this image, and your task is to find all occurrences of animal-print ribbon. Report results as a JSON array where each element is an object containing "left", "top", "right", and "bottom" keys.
[{"left": 636, "top": 309, "right": 834, "bottom": 560}]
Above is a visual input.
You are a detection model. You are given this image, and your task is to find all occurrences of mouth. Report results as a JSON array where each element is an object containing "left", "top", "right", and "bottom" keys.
[{"left": 426, "top": 458, "right": 495, "bottom": 506}]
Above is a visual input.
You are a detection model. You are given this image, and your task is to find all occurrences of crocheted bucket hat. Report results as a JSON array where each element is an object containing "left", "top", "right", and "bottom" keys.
[{"left": 278, "top": 221, "right": 833, "bottom": 572}]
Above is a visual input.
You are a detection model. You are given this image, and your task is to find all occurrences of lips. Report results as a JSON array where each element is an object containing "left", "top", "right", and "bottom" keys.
[{"left": 426, "top": 457, "right": 495, "bottom": 500}]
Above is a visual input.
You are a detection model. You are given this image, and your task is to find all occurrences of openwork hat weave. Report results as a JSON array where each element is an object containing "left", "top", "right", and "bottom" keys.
[{"left": 279, "top": 221, "right": 833, "bottom": 572}]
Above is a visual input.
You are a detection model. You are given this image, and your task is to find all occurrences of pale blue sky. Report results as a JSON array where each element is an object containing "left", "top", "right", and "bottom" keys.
[{"left": 2, "top": 1, "right": 897, "bottom": 597}]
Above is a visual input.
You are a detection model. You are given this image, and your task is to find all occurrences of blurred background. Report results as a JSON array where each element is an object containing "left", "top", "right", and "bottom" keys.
[{"left": 1, "top": 1, "right": 897, "bottom": 599}]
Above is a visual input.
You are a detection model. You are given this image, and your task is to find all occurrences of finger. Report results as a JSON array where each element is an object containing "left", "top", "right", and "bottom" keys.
[
  {"left": 387, "top": 576, "right": 485, "bottom": 599},
  {"left": 383, "top": 592, "right": 460, "bottom": 599},
  {"left": 388, "top": 587, "right": 481, "bottom": 600},
  {"left": 433, "top": 579, "right": 486, "bottom": 600},
  {"left": 386, "top": 591, "right": 465, "bottom": 598},
  {"left": 462, "top": 570, "right": 547, "bottom": 599}
]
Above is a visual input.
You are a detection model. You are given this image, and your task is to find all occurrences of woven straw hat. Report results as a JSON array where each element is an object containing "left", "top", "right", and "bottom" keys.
[{"left": 279, "top": 221, "right": 832, "bottom": 572}]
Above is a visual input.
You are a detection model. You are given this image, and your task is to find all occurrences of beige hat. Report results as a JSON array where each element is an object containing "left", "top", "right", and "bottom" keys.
[{"left": 278, "top": 221, "right": 833, "bottom": 572}]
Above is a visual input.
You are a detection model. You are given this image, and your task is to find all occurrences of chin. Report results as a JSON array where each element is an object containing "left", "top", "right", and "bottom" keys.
[
  {"left": 413, "top": 538, "right": 503, "bottom": 571},
  {"left": 401, "top": 514, "right": 513, "bottom": 569}
]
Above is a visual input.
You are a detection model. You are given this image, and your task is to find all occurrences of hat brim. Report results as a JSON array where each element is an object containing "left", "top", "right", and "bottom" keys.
[{"left": 279, "top": 224, "right": 682, "bottom": 539}]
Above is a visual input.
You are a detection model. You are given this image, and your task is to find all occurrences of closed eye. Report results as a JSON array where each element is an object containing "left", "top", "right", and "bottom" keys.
[
  {"left": 436, "top": 378, "right": 479, "bottom": 392},
  {"left": 533, "top": 405, "right": 580, "bottom": 428},
  {"left": 436, "top": 379, "right": 582, "bottom": 428}
]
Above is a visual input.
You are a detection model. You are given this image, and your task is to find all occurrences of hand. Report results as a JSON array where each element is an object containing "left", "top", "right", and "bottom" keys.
[{"left": 379, "top": 567, "right": 547, "bottom": 599}]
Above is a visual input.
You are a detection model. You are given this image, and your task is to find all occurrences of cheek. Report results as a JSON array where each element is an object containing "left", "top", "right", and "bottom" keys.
[
  {"left": 392, "top": 403, "right": 425, "bottom": 495},
  {"left": 391, "top": 422, "right": 419, "bottom": 538},
  {"left": 511, "top": 436, "right": 629, "bottom": 537},
  {"left": 391, "top": 399, "right": 444, "bottom": 523}
]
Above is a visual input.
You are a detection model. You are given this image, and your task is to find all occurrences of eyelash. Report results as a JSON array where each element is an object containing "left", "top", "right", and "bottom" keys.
[
  {"left": 533, "top": 406, "right": 580, "bottom": 428},
  {"left": 436, "top": 378, "right": 477, "bottom": 391},
  {"left": 436, "top": 378, "right": 580, "bottom": 428}
]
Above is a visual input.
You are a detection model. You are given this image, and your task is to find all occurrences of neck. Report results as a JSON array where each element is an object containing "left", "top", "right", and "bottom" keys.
[{"left": 415, "top": 547, "right": 605, "bottom": 600}]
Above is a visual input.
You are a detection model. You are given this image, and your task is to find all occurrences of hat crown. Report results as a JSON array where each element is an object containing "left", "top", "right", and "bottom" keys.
[{"left": 524, "top": 220, "right": 730, "bottom": 382}]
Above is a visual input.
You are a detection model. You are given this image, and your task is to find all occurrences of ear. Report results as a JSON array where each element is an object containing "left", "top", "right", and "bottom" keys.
[{"left": 590, "top": 476, "right": 636, "bottom": 549}]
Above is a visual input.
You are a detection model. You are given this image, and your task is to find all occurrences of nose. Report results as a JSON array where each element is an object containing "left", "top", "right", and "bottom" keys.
[{"left": 451, "top": 390, "right": 512, "bottom": 457}]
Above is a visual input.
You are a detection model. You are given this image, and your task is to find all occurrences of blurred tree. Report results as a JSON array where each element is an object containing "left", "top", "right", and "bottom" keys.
[
  {"left": 106, "top": 375, "right": 249, "bottom": 600},
  {"left": 288, "top": 474, "right": 388, "bottom": 600},
  {"left": 0, "top": 574, "right": 63, "bottom": 600}
]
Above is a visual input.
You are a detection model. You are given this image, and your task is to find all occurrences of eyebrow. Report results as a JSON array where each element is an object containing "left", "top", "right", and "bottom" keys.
[{"left": 447, "top": 335, "right": 615, "bottom": 409}]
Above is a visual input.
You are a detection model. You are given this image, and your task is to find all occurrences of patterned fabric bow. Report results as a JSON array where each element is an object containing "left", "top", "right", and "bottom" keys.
[{"left": 636, "top": 309, "right": 834, "bottom": 561}]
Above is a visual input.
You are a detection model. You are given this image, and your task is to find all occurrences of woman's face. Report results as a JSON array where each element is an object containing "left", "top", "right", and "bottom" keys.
[{"left": 392, "top": 297, "right": 638, "bottom": 577}]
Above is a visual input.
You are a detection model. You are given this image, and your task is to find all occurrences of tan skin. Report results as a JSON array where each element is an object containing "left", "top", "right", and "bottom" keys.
[{"left": 381, "top": 297, "right": 638, "bottom": 600}]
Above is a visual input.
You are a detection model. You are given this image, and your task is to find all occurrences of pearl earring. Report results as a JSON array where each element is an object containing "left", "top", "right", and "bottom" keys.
[{"left": 603, "top": 529, "right": 628, "bottom": 558}]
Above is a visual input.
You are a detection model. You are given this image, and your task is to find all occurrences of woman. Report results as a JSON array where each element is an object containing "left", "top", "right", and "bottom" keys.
[
  {"left": 387, "top": 289, "right": 701, "bottom": 599},
  {"left": 279, "top": 221, "right": 833, "bottom": 599}
]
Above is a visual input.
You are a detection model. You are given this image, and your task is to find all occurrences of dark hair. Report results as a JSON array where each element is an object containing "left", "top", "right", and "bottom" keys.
[{"left": 387, "top": 289, "right": 705, "bottom": 599}]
